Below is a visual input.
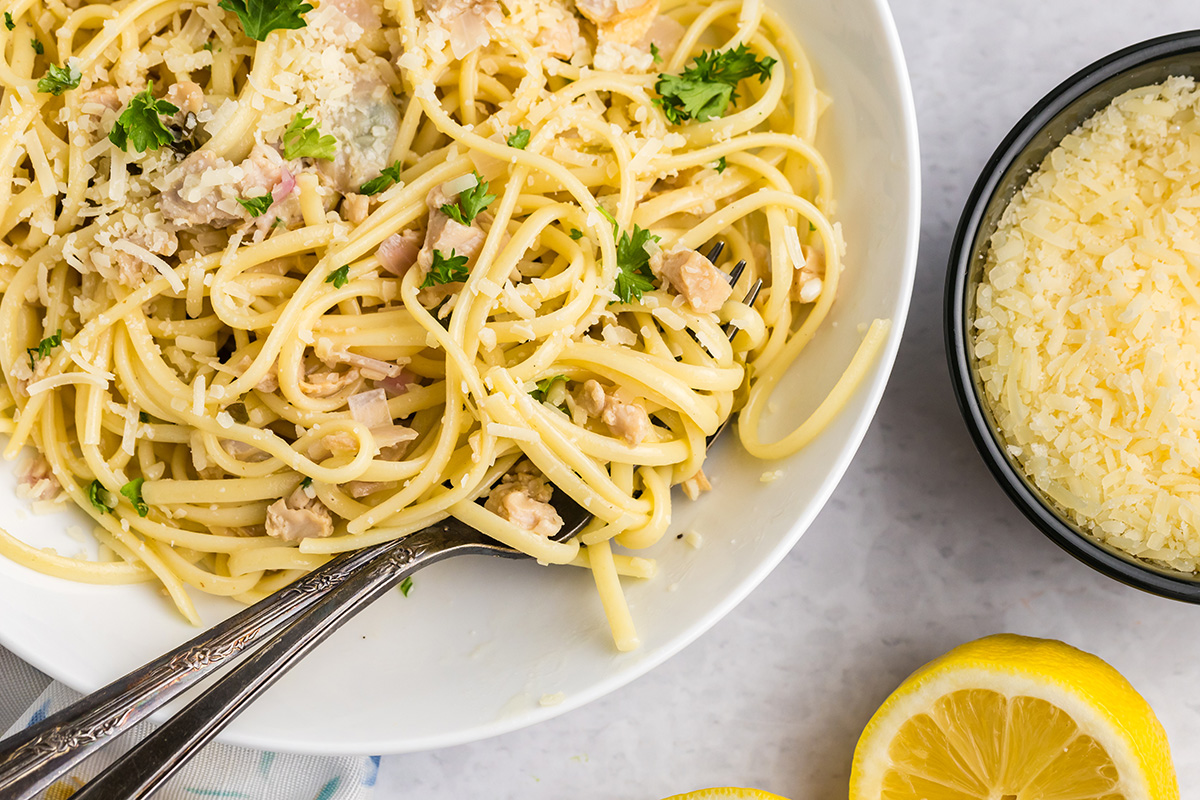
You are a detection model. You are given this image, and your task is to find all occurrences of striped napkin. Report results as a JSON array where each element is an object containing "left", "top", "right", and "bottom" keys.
[{"left": 0, "top": 646, "right": 379, "bottom": 800}]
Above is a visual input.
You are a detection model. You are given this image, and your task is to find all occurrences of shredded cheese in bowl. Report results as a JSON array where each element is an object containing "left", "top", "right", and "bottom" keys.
[{"left": 975, "top": 76, "right": 1200, "bottom": 573}]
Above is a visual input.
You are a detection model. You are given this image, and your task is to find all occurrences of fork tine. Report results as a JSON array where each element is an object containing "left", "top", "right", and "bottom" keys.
[
  {"left": 726, "top": 259, "right": 746, "bottom": 287},
  {"left": 706, "top": 241, "right": 725, "bottom": 264},
  {"left": 724, "top": 277, "right": 763, "bottom": 341}
]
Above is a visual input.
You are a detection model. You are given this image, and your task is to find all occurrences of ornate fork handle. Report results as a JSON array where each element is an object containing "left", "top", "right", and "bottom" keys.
[
  {"left": 68, "top": 523, "right": 519, "bottom": 800},
  {"left": 0, "top": 518, "right": 483, "bottom": 800}
]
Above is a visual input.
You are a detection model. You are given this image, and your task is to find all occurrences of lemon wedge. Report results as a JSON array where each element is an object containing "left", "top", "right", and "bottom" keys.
[
  {"left": 850, "top": 634, "right": 1177, "bottom": 800},
  {"left": 661, "top": 789, "right": 791, "bottom": 800}
]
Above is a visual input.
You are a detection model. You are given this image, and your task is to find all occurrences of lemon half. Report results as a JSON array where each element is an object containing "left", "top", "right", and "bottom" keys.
[{"left": 850, "top": 634, "right": 1177, "bottom": 800}]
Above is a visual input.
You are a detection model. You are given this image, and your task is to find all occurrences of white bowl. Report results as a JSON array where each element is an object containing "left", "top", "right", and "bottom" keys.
[{"left": 0, "top": 0, "right": 919, "bottom": 754}]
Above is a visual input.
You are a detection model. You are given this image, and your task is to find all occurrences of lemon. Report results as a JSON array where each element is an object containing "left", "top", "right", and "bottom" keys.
[
  {"left": 850, "top": 634, "right": 1177, "bottom": 800},
  {"left": 661, "top": 790, "right": 791, "bottom": 800}
]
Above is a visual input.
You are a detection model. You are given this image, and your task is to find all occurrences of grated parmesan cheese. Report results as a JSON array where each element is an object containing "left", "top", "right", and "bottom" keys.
[{"left": 976, "top": 76, "right": 1200, "bottom": 572}]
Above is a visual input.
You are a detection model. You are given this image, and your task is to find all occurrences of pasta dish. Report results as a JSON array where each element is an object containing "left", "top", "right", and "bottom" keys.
[{"left": 0, "top": 0, "right": 886, "bottom": 649}]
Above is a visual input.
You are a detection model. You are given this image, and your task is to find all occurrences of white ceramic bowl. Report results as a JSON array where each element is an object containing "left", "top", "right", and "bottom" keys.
[{"left": 0, "top": 0, "right": 919, "bottom": 754}]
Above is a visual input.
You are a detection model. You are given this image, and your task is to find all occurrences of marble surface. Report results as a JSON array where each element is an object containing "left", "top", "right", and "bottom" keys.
[{"left": 374, "top": 1, "right": 1200, "bottom": 797}]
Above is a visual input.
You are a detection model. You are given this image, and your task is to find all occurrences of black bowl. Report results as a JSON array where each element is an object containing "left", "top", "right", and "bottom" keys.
[{"left": 945, "top": 30, "right": 1200, "bottom": 603}]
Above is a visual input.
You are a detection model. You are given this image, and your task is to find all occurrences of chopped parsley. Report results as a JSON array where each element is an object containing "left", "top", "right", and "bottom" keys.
[
  {"left": 421, "top": 249, "right": 469, "bottom": 287},
  {"left": 281, "top": 108, "right": 336, "bottom": 160},
  {"left": 202, "top": 40, "right": 214, "bottom": 52},
  {"left": 237, "top": 193, "right": 274, "bottom": 217},
  {"left": 654, "top": 44, "right": 776, "bottom": 124},
  {"left": 650, "top": 42, "right": 661, "bottom": 63},
  {"left": 300, "top": 476, "right": 313, "bottom": 489},
  {"left": 139, "top": 411, "right": 151, "bottom": 423},
  {"left": 120, "top": 478, "right": 149, "bottom": 517},
  {"left": 809, "top": 221, "right": 816, "bottom": 232},
  {"left": 325, "top": 264, "right": 350, "bottom": 288},
  {"left": 507, "top": 127, "right": 531, "bottom": 149},
  {"left": 359, "top": 160, "right": 402, "bottom": 195},
  {"left": 596, "top": 205, "right": 618, "bottom": 229},
  {"left": 529, "top": 375, "right": 568, "bottom": 403},
  {"left": 613, "top": 224, "right": 660, "bottom": 303},
  {"left": 87, "top": 480, "right": 116, "bottom": 514},
  {"left": 439, "top": 172, "right": 495, "bottom": 225},
  {"left": 569, "top": 228, "right": 583, "bottom": 240},
  {"left": 218, "top": 0, "right": 313, "bottom": 41},
  {"left": 4, "top": 13, "right": 14, "bottom": 30},
  {"left": 715, "top": 156, "right": 727, "bottom": 173},
  {"left": 30, "top": 38, "right": 43, "bottom": 55},
  {"left": 26, "top": 329, "right": 61, "bottom": 371},
  {"left": 108, "top": 81, "right": 179, "bottom": 153},
  {"left": 37, "top": 62, "right": 81, "bottom": 95},
  {"left": 399, "top": 576, "right": 413, "bottom": 597}
]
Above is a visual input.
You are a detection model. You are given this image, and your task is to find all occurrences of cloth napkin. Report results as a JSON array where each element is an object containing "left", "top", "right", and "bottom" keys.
[{"left": 0, "top": 645, "right": 380, "bottom": 800}]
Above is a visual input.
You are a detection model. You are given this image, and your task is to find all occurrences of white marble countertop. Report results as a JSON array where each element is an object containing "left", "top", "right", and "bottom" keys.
[{"left": 375, "top": 1, "right": 1200, "bottom": 796}]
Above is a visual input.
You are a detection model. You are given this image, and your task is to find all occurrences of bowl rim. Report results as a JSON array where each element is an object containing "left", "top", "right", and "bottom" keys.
[{"left": 945, "top": 29, "right": 1200, "bottom": 602}]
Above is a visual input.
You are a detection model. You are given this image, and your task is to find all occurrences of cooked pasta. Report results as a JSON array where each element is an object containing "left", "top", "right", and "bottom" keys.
[{"left": 0, "top": 0, "right": 886, "bottom": 649}]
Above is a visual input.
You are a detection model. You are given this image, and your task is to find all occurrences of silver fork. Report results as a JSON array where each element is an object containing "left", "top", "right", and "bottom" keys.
[{"left": 0, "top": 244, "right": 760, "bottom": 800}]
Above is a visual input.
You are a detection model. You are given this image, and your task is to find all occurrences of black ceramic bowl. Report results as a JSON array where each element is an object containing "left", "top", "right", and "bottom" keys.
[{"left": 946, "top": 30, "right": 1200, "bottom": 603}]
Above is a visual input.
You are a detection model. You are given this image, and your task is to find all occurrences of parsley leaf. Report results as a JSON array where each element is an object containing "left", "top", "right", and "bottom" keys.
[
  {"left": 237, "top": 193, "right": 274, "bottom": 217},
  {"left": 30, "top": 38, "right": 43, "bottom": 55},
  {"left": 37, "top": 62, "right": 81, "bottom": 95},
  {"left": 650, "top": 42, "right": 661, "bottom": 63},
  {"left": 120, "top": 478, "right": 149, "bottom": 517},
  {"left": 613, "top": 224, "right": 659, "bottom": 303},
  {"left": 108, "top": 81, "right": 179, "bottom": 153},
  {"left": 715, "top": 156, "right": 727, "bottom": 173},
  {"left": 399, "top": 576, "right": 413, "bottom": 596},
  {"left": 359, "top": 160, "right": 402, "bottom": 195},
  {"left": 4, "top": 13, "right": 14, "bottom": 30},
  {"left": 218, "top": 0, "right": 313, "bottom": 41},
  {"left": 530, "top": 375, "right": 568, "bottom": 403},
  {"left": 300, "top": 476, "right": 313, "bottom": 489},
  {"left": 439, "top": 172, "right": 495, "bottom": 225},
  {"left": 325, "top": 264, "right": 350, "bottom": 288},
  {"left": 421, "top": 249, "right": 469, "bottom": 287},
  {"left": 87, "top": 480, "right": 116, "bottom": 514},
  {"left": 654, "top": 44, "right": 776, "bottom": 124},
  {"left": 281, "top": 108, "right": 336, "bottom": 160},
  {"left": 202, "top": 40, "right": 214, "bottom": 52},
  {"left": 507, "top": 127, "right": 530, "bottom": 149},
  {"left": 26, "top": 329, "right": 61, "bottom": 371},
  {"left": 139, "top": 411, "right": 151, "bottom": 423},
  {"left": 569, "top": 228, "right": 583, "bottom": 240},
  {"left": 596, "top": 205, "right": 618, "bottom": 230}
]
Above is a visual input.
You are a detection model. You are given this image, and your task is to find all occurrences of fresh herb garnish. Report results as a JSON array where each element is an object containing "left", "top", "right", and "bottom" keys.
[
  {"left": 399, "top": 576, "right": 413, "bottom": 596},
  {"left": 37, "top": 62, "right": 81, "bottom": 95},
  {"left": 613, "top": 224, "right": 659, "bottom": 303},
  {"left": 26, "top": 329, "right": 61, "bottom": 371},
  {"left": 596, "top": 205, "right": 618, "bottom": 229},
  {"left": 507, "top": 127, "right": 530, "bottom": 149},
  {"left": 281, "top": 107, "right": 336, "bottom": 160},
  {"left": 237, "top": 193, "right": 274, "bottom": 217},
  {"left": 654, "top": 44, "right": 776, "bottom": 124},
  {"left": 139, "top": 411, "right": 151, "bottom": 423},
  {"left": 30, "top": 38, "right": 43, "bottom": 55},
  {"left": 325, "top": 264, "right": 350, "bottom": 288},
  {"left": 4, "top": 12, "right": 14, "bottom": 30},
  {"left": 87, "top": 480, "right": 116, "bottom": 514},
  {"left": 120, "top": 478, "right": 149, "bottom": 517},
  {"left": 359, "top": 160, "right": 402, "bottom": 195},
  {"left": 715, "top": 156, "right": 727, "bottom": 173},
  {"left": 809, "top": 221, "right": 816, "bottom": 232},
  {"left": 300, "top": 476, "right": 313, "bottom": 489},
  {"left": 569, "top": 228, "right": 583, "bottom": 240},
  {"left": 108, "top": 81, "right": 179, "bottom": 153},
  {"left": 421, "top": 249, "right": 469, "bottom": 287},
  {"left": 218, "top": 0, "right": 313, "bottom": 41},
  {"left": 530, "top": 375, "right": 568, "bottom": 403},
  {"left": 650, "top": 42, "right": 661, "bottom": 63},
  {"left": 202, "top": 40, "right": 214, "bottom": 51},
  {"left": 439, "top": 172, "right": 495, "bottom": 225}
]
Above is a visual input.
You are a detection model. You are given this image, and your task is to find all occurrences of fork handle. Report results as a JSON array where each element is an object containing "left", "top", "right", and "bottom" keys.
[
  {"left": 0, "top": 535, "right": 405, "bottom": 800},
  {"left": 70, "top": 524, "right": 512, "bottom": 800}
]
